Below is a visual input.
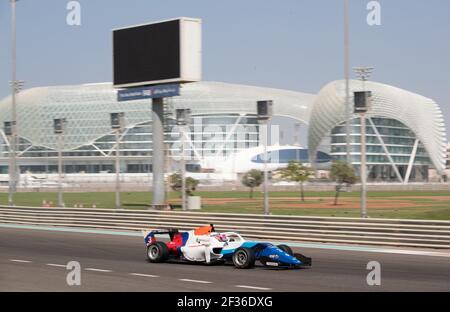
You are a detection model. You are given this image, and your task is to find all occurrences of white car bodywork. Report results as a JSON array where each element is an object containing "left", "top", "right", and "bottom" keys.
[
  {"left": 179, "top": 231, "right": 247, "bottom": 263},
  {"left": 179, "top": 231, "right": 226, "bottom": 263}
]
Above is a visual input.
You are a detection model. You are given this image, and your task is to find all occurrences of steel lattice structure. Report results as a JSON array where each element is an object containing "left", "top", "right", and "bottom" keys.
[{"left": 308, "top": 80, "right": 447, "bottom": 177}]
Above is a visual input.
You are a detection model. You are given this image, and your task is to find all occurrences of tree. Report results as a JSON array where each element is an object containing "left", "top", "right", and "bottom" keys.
[
  {"left": 279, "top": 161, "right": 313, "bottom": 202},
  {"left": 330, "top": 161, "right": 358, "bottom": 205},
  {"left": 169, "top": 173, "right": 199, "bottom": 196},
  {"left": 241, "top": 170, "right": 263, "bottom": 199}
]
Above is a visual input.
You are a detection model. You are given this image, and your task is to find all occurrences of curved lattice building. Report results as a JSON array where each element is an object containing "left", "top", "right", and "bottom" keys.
[
  {"left": 0, "top": 81, "right": 314, "bottom": 174},
  {"left": 308, "top": 80, "right": 447, "bottom": 182},
  {"left": 0, "top": 80, "right": 446, "bottom": 183}
]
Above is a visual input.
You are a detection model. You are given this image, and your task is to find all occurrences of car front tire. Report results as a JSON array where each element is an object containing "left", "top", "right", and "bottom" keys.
[
  {"left": 232, "top": 247, "right": 256, "bottom": 269},
  {"left": 277, "top": 244, "right": 294, "bottom": 256}
]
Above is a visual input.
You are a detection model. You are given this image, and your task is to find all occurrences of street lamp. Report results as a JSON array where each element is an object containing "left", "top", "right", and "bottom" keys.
[
  {"left": 176, "top": 109, "right": 191, "bottom": 211},
  {"left": 111, "top": 112, "right": 125, "bottom": 209},
  {"left": 353, "top": 66, "right": 374, "bottom": 219},
  {"left": 257, "top": 100, "right": 273, "bottom": 216},
  {"left": 54, "top": 118, "right": 67, "bottom": 208}
]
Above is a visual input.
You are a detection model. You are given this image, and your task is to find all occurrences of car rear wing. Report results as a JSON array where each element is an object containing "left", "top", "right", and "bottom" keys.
[{"left": 142, "top": 228, "right": 181, "bottom": 245}]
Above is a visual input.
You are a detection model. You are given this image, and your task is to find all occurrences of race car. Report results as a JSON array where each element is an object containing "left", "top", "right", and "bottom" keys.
[{"left": 142, "top": 225, "right": 311, "bottom": 269}]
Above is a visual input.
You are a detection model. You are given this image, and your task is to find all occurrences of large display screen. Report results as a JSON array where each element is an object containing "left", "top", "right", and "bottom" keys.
[{"left": 113, "top": 18, "right": 201, "bottom": 88}]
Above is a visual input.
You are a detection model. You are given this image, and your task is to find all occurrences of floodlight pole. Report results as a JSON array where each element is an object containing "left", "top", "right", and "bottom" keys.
[
  {"left": 344, "top": 0, "right": 352, "bottom": 165},
  {"left": 4, "top": 122, "right": 13, "bottom": 205},
  {"left": 152, "top": 98, "right": 166, "bottom": 206},
  {"left": 7, "top": 131, "right": 15, "bottom": 206},
  {"left": 8, "top": 0, "right": 19, "bottom": 207},
  {"left": 257, "top": 100, "right": 273, "bottom": 216},
  {"left": 111, "top": 112, "right": 125, "bottom": 210},
  {"left": 262, "top": 121, "right": 270, "bottom": 216},
  {"left": 181, "top": 126, "right": 187, "bottom": 211},
  {"left": 165, "top": 141, "right": 174, "bottom": 204},
  {"left": 57, "top": 133, "right": 64, "bottom": 207},
  {"left": 360, "top": 112, "right": 367, "bottom": 218},
  {"left": 353, "top": 67, "right": 374, "bottom": 219},
  {"left": 176, "top": 109, "right": 191, "bottom": 211},
  {"left": 53, "top": 118, "right": 66, "bottom": 208}
]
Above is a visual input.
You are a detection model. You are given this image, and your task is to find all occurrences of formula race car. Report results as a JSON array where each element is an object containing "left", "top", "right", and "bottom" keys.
[{"left": 142, "top": 225, "right": 311, "bottom": 269}]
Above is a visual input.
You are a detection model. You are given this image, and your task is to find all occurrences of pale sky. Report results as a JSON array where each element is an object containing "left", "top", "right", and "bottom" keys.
[{"left": 0, "top": 0, "right": 449, "bottom": 141}]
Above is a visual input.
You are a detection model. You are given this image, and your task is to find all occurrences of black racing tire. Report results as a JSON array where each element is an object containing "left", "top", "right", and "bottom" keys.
[
  {"left": 232, "top": 247, "right": 256, "bottom": 269},
  {"left": 147, "top": 242, "right": 169, "bottom": 263},
  {"left": 277, "top": 244, "right": 294, "bottom": 256}
]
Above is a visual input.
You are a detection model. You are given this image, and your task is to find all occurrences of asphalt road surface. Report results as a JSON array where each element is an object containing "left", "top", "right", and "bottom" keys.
[{"left": 0, "top": 225, "right": 449, "bottom": 292}]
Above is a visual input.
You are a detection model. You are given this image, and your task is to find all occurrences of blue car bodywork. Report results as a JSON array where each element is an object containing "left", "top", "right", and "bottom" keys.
[{"left": 221, "top": 241, "right": 312, "bottom": 268}]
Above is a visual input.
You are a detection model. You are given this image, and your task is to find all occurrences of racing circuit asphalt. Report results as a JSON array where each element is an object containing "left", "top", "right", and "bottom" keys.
[{"left": 0, "top": 225, "right": 449, "bottom": 292}]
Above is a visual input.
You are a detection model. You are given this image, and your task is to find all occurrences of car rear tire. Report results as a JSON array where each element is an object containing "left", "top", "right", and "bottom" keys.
[
  {"left": 147, "top": 242, "right": 169, "bottom": 263},
  {"left": 232, "top": 247, "right": 256, "bottom": 269},
  {"left": 277, "top": 244, "right": 294, "bottom": 256}
]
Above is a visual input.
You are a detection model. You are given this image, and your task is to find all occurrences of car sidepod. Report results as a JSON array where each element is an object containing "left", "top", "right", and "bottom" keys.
[{"left": 220, "top": 241, "right": 259, "bottom": 261}]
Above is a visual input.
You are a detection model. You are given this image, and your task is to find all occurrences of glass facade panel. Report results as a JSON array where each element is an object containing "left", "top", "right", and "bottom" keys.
[
  {"left": 330, "top": 117, "right": 433, "bottom": 181},
  {"left": 0, "top": 113, "right": 267, "bottom": 174}
]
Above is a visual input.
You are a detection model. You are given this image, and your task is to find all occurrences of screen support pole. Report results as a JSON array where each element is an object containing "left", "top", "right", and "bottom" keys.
[{"left": 152, "top": 98, "right": 166, "bottom": 206}]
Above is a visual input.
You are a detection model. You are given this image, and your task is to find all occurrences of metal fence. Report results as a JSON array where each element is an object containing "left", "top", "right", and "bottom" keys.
[{"left": 1, "top": 206, "right": 450, "bottom": 249}]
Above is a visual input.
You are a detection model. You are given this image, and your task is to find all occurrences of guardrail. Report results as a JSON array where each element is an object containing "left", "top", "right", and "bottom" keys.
[{"left": 1, "top": 206, "right": 450, "bottom": 249}]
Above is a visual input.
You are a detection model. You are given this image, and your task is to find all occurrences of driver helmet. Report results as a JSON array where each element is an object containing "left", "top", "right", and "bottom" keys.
[{"left": 213, "top": 233, "right": 228, "bottom": 242}]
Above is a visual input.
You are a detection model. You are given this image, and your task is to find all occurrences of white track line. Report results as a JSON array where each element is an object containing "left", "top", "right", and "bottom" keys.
[
  {"left": 179, "top": 279, "right": 212, "bottom": 284},
  {"left": 129, "top": 273, "right": 159, "bottom": 278},
  {"left": 235, "top": 285, "right": 272, "bottom": 291},
  {"left": 85, "top": 268, "right": 112, "bottom": 273},
  {"left": 47, "top": 263, "right": 66, "bottom": 268},
  {"left": 10, "top": 259, "right": 32, "bottom": 263}
]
